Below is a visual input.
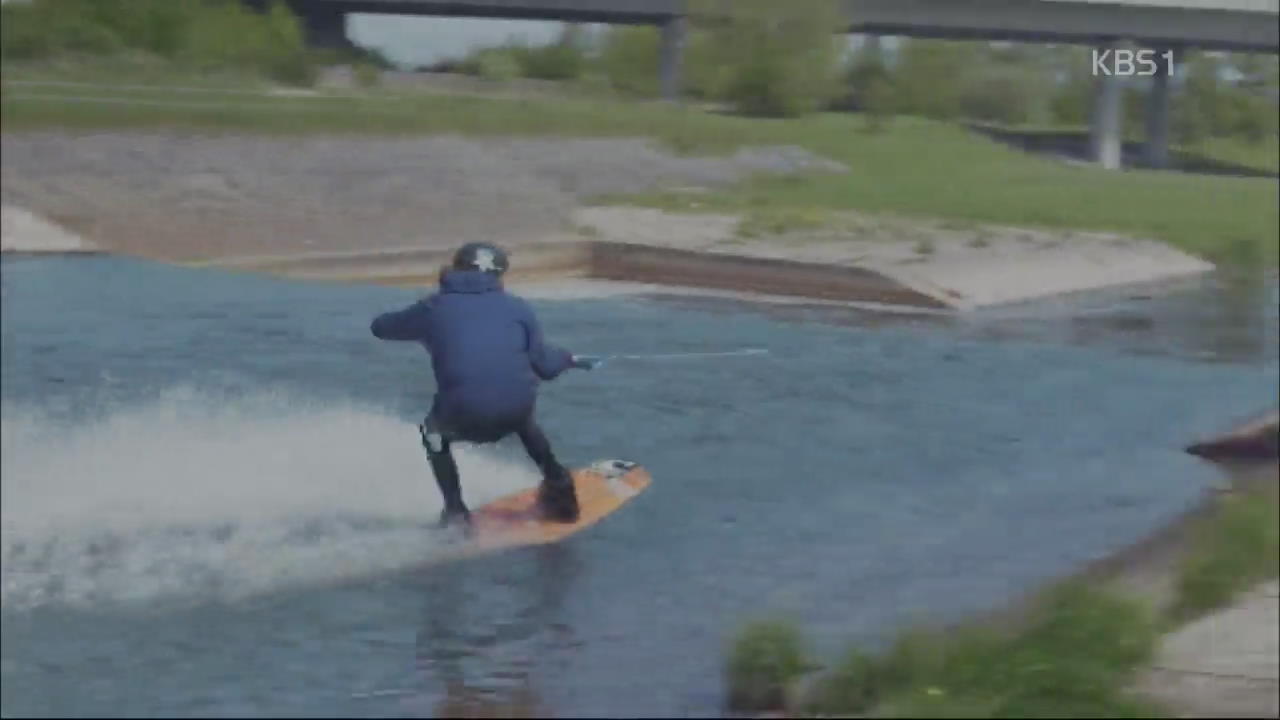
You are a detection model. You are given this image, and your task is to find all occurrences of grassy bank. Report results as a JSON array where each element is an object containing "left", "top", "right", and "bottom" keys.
[
  {"left": 2, "top": 71, "right": 1276, "bottom": 267},
  {"left": 1193, "top": 135, "right": 1280, "bottom": 175},
  {"left": 725, "top": 477, "right": 1280, "bottom": 718}
]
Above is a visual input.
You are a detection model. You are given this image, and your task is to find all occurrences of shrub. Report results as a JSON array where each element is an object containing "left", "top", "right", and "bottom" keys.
[
  {"left": 1, "top": 0, "right": 317, "bottom": 86},
  {"left": 472, "top": 47, "right": 522, "bottom": 82},
  {"left": 512, "top": 40, "right": 586, "bottom": 81},
  {"left": 958, "top": 68, "right": 1038, "bottom": 125},
  {"left": 0, "top": 0, "right": 123, "bottom": 60},
  {"left": 353, "top": 61, "right": 381, "bottom": 88},
  {"left": 598, "top": 26, "right": 661, "bottom": 98},
  {"left": 690, "top": 0, "right": 846, "bottom": 117},
  {"left": 724, "top": 618, "right": 813, "bottom": 712}
]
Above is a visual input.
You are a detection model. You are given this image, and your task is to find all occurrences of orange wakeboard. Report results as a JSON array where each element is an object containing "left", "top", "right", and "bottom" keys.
[{"left": 463, "top": 459, "right": 651, "bottom": 554}]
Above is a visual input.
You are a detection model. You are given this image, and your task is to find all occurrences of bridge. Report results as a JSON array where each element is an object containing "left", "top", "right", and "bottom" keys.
[{"left": 279, "top": 0, "right": 1280, "bottom": 170}]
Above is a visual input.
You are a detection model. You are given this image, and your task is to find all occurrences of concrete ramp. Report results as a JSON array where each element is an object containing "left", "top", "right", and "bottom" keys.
[
  {"left": 192, "top": 206, "right": 1218, "bottom": 311},
  {"left": 192, "top": 241, "right": 595, "bottom": 287},
  {"left": 572, "top": 207, "right": 1216, "bottom": 311},
  {"left": 863, "top": 237, "right": 1216, "bottom": 311},
  {"left": 1, "top": 205, "right": 99, "bottom": 255}
]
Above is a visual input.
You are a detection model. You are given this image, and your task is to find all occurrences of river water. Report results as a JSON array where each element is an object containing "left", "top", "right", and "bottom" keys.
[{"left": 1, "top": 255, "right": 1276, "bottom": 717}]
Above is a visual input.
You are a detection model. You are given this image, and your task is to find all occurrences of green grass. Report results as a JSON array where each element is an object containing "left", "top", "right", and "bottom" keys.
[
  {"left": 0, "top": 77, "right": 760, "bottom": 154},
  {"left": 1, "top": 54, "right": 273, "bottom": 89},
  {"left": 3, "top": 68, "right": 1277, "bottom": 267},
  {"left": 823, "top": 581, "right": 1167, "bottom": 718},
  {"left": 1189, "top": 135, "right": 1280, "bottom": 175},
  {"left": 723, "top": 618, "right": 815, "bottom": 712},
  {"left": 727, "top": 581, "right": 1168, "bottom": 718},
  {"left": 965, "top": 120, "right": 1280, "bottom": 176},
  {"left": 1170, "top": 482, "right": 1280, "bottom": 624},
  {"left": 626, "top": 115, "right": 1277, "bottom": 266},
  {"left": 723, "top": 479, "right": 1280, "bottom": 718}
]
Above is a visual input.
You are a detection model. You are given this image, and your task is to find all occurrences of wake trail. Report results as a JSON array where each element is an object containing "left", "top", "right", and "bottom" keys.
[{"left": 0, "top": 388, "right": 539, "bottom": 611}]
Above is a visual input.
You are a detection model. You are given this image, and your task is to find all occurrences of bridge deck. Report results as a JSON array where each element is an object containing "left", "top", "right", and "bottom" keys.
[{"left": 303, "top": 0, "right": 1279, "bottom": 51}]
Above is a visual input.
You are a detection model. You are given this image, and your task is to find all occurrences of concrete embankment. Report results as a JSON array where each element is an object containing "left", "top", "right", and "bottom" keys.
[
  {"left": 1186, "top": 411, "right": 1280, "bottom": 462},
  {"left": 1, "top": 204, "right": 99, "bottom": 255},
  {"left": 4, "top": 201, "right": 1217, "bottom": 312},
  {"left": 190, "top": 207, "right": 1218, "bottom": 313},
  {"left": 1138, "top": 578, "right": 1279, "bottom": 719},
  {"left": 0, "top": 130, "right": 1217, "bottom": 310},
  {"left": 570, "top": 206, "right": 1218, "bottom": 311},
  {"left": 1089, "top": 413, "right": 1278, "bottom": 717}
]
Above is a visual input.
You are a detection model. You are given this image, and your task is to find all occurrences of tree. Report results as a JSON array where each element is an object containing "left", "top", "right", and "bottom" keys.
[
  {"left": 890, "top": 39, "right": 984, "bottom": 120},
  {"left": 842, "top": 38, "right": 895, "bottom": 130},
  {"left": 1173, "top": 52, "right": 1222, "bottom": 144},
  {"left": 689, "top": 0, "right": 846, "bottom": 117},
  {"left": 598, "top": 26, "right": 661, "bottom": 97}
]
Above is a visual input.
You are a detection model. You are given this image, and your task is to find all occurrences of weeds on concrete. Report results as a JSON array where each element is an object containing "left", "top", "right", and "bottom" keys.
[
  {"left": 913, "top": 238, "right": 937, "bottom": 256},
  {"left": 735, "top": 207, "right": 831, "bottom": 239},
  {"left": 1169, "top": 482, "right": 1280, "bottom": 625}
]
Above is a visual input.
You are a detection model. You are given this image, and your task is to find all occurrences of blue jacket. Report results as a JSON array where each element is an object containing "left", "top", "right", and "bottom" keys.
[{"left": 371, "top": 270, "right": 575, "bottom": 433}]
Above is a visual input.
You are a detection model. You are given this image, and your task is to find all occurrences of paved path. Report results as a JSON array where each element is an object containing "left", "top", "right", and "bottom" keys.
[{"left": 1139, "top": 579, "right": 1280, "bottom": 718}]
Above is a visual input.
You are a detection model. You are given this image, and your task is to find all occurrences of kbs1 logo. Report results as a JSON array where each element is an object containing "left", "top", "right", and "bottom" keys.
[{"left": 1092, "top": 48, "right": 1176, "bottom": 77}]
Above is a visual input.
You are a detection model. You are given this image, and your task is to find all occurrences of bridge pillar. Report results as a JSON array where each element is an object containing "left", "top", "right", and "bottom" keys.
[
  {"left": 1090, "top": 42, "right": 1124, "bottom": 171},
  {"left": 1143, "top": 46, "right": 1179, "bottom": 170},
  {"left": 660, "top": 15, "right": 687, "bottom": 102},
  {"left": 293, "top": 1, "right": 351, "bottom": 50}
]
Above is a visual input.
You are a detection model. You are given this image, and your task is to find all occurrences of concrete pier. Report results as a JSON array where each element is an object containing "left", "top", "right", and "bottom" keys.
[
  {"left": 290, "top": 0, "right": 350, "bottom": 50},
  {"left": 1144, "top": 46, "right": 1178, "bottom": 169},
  {"left": 1091, "top": 42, "right": 1125, "bottom": 170},
  {"left": 660, "top": 15, "right": 687, "bottom": 102}
]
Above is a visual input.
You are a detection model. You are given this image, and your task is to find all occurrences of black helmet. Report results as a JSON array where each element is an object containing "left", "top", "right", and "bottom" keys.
[{"left": 451, "top": 242, "right": 509, "bottom": 275}]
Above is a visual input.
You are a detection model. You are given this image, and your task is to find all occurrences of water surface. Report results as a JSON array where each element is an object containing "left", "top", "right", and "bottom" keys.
[{"left": 2, "top": 255, "right": 1276, "bottom": 717}]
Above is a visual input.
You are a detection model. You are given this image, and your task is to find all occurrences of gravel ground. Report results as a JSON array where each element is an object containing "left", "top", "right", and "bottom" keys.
[{"left": 0, "top": 131, "right": 846, "bottom": 262}]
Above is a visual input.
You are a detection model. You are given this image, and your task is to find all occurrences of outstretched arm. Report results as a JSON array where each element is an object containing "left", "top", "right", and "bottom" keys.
[
  {"left": 371, "top": 298, "right": 434, "bottom": 342},
  {"left": 519, "top": 300, "right": 576, "bottom": 381}
]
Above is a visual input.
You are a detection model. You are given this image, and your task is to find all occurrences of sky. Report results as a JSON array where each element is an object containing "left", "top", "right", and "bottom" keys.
[
  {"left": 347, "top": 14, "right": 566, "bottom": 68},
  {"left": 346, "top": 13, "right": 883, "bottom": 69}
]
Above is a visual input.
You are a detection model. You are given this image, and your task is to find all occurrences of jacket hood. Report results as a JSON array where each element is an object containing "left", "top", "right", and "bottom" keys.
[{"left": 439, "top": 269, "right": 502, "bottom": 294}]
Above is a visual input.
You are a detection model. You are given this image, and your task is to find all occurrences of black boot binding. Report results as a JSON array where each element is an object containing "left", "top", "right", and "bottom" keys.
[
  {"left": 420, "top": 421, "right": 472, "bottom": 533},
  {"left": 536, "top": 465, "right": 580, "bottom": 523}
]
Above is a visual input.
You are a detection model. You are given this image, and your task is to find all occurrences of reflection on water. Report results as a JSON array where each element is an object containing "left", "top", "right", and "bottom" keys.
[
  {"left": 406, "top": 547, "right": 581, "bottom": 718},
  {"left": 643, "top": 269, "right": 1279, "bottom": 367}
]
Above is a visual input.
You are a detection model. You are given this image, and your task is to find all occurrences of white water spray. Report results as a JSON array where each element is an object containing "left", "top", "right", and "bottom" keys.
[{"left": 0, "top": 387, "right": 540, "bottom": 611}]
